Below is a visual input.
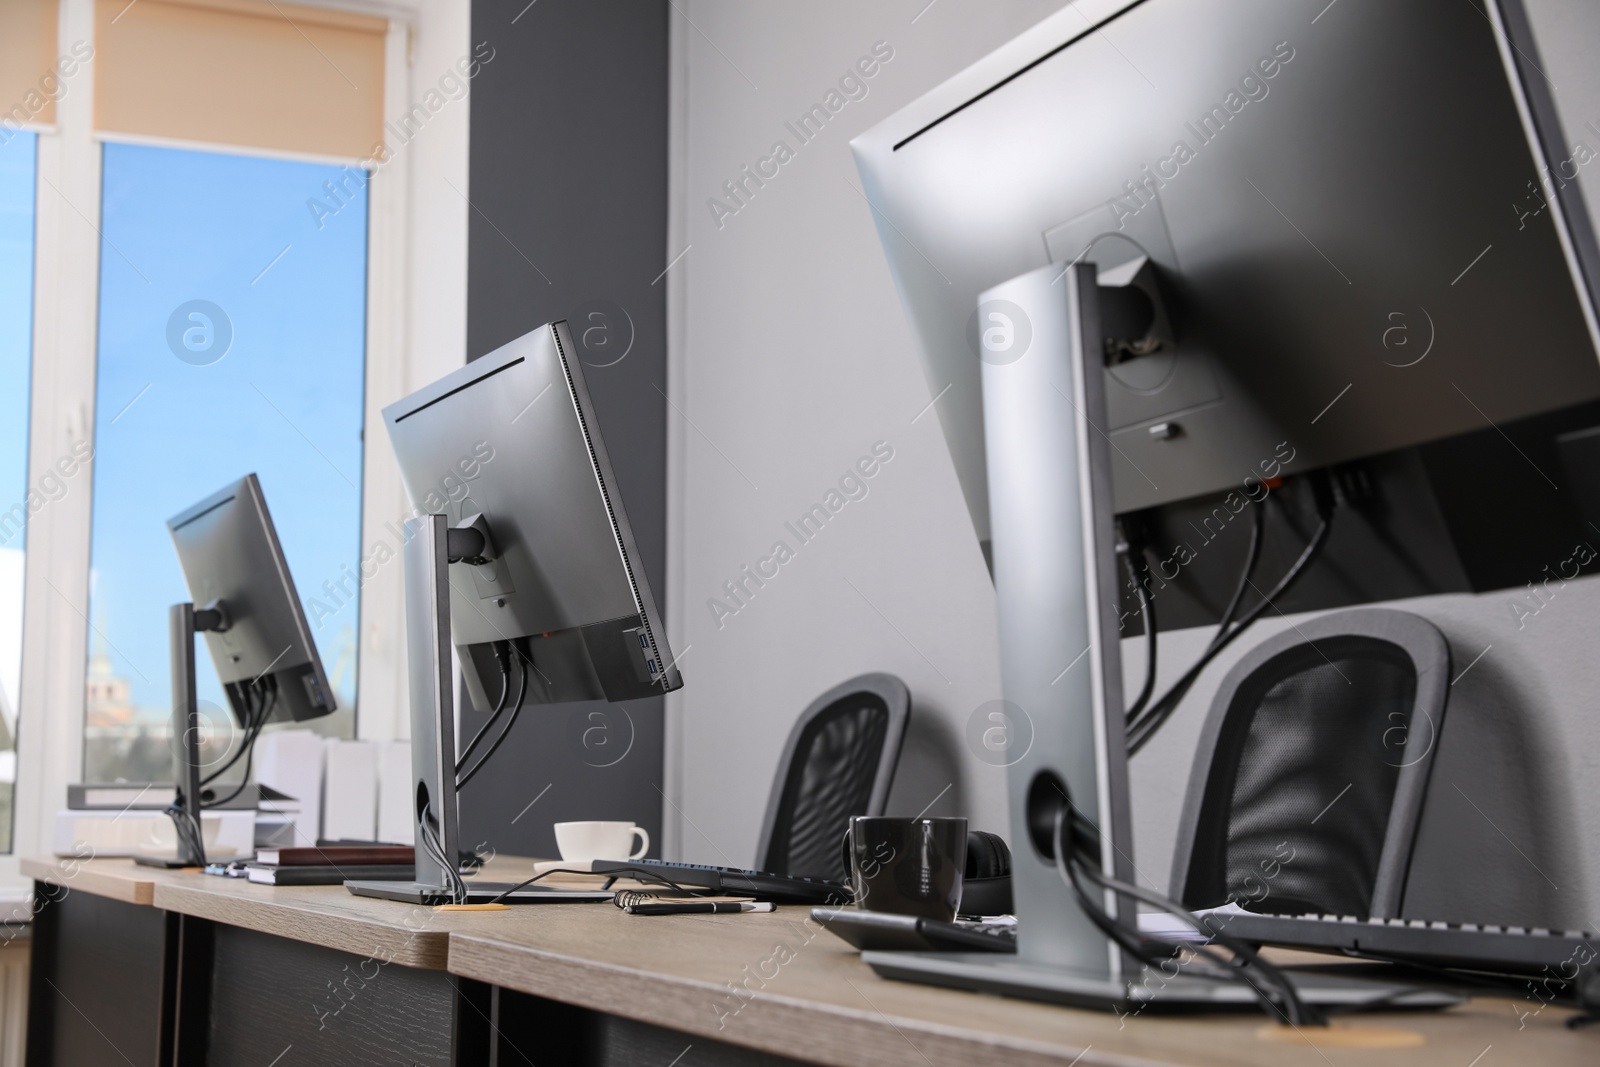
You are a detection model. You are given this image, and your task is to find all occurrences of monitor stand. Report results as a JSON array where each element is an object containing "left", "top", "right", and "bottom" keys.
[
  {"left": 344, "top": 515, "right": 614, "bottom": 907},
  {"left": 347, "top": 514, "right": 464, "bottom": 904},
  {"left": 861, "top": 952, "right": 1462, "bottom": 1012},
  {"left": 135, "top": 601, "right": 230, "bottom": 869},
  {"left": 862, "top": 263, "right": 1452, "bottom": 1013}
]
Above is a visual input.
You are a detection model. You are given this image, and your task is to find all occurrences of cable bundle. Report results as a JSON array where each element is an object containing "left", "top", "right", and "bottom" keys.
[
  {"left": 1050, "top": 797, "right": 1326, "bottom": 1027},
  {"left": 418, "top": 802, "right": 468, "bottom": 904},
  {"left": 162, "top": 801, "right": 207, "bottom": 863},
  {"left": 457, "top": 640, "right": 530, "bottom": 790},
  {"left": 162, "top": 679, "right": 279, "bottom": 860},
  {"left": 205, "top": 682, "right": 278, "bottom": 808},
  {"left": 1124, "top": 473, "right": 1338, "bottom": 754}
]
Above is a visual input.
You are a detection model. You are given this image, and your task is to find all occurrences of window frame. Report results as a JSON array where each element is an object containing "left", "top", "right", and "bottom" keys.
[{"left": 1, "top": 0, "right": 443, "bottom": 895}]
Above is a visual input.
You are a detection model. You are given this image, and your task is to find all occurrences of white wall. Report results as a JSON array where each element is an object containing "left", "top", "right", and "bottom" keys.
[
  {"left": 664, "top": 0, "right": 1075, "bottom": 866},
  {"left": 667, "top": 0, "right": 1600, "bottom": 931}
]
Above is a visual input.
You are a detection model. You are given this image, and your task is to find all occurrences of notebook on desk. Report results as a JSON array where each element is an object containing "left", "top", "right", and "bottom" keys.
[{"left": 249, "top": 863, "right": 415, "bottom": 886}]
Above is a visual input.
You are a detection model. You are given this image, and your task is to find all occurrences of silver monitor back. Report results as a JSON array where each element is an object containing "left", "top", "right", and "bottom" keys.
[
  {"left": 167, "top": 473, "right": 336, "bottom": 726},
  {"left": 852, "top": 0, "right": 1600, "bottom": 545},
  {"left": 381, "top": 321, "right": 681, "bottom": 707}
]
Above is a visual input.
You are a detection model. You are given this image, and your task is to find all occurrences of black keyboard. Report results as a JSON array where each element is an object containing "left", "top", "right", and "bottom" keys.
[
  {"left": 1218, "top": 910, "right": 1598, "bottom": 976},
  {"left": 588, "top": 858, "right": 850, "bottom": 905}
]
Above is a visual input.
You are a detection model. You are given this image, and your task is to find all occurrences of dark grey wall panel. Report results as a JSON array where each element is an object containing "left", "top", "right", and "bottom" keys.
[{"left": 463, "top": 0, "right": 669, "bottom": 859}]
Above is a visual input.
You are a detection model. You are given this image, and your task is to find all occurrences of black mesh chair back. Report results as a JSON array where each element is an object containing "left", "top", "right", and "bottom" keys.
[
  {"left": 1169, "top": 609, "right": 1449, "bottom": 921},
  {"left": 756, "top": 673, "right": 910, "bottom": 882}
]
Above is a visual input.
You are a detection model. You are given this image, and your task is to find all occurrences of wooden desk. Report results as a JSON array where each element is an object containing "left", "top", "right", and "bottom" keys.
[
  {"left": 448, "top": 898, "right": 1598, "bottom": 1067},
  {"left": 22, "top": 855, "right": 492, "bottom": 1066},
  {"left": 22, "top": 856, "right": 1598, "bottom": 1066},
  {"left": 23, "top": 855, "right": 456, "bottom": 965}
]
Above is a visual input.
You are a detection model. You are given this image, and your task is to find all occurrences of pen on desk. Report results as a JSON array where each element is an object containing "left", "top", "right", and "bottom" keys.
[{"left": 625, "top": 901, "right": 776, "bottom": 915}]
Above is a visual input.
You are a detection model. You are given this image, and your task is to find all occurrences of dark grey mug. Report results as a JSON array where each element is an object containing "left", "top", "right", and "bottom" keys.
[{"left": 842, "top": 816, "right": 968, "bottom": 921}]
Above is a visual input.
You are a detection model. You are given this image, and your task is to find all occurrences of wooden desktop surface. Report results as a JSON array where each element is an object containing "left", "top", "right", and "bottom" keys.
[
  {"left": 20, "top": 854, "right": 604, "bottom": 969},
  {"left": 448, "top": 900, "right": 1594, "bottom": 1067},
  {"left": 24, "top": 856, "right": 1596, "bottom": 1065}
]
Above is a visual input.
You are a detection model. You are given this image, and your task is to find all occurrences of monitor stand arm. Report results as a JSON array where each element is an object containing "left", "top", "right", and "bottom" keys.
[
  {"left": 345, "top": 515, "right": 616, "bottom": 906},
  {"left": 348, "top": 514, "right": 463, "bottom": 904},
  {"left": 137, "top": 600, "right": 230, "bottom": 869}
]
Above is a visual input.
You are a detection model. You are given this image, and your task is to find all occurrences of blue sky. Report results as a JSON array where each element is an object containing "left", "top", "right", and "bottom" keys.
[
  {"left": 88, "top": 142, "right": 367, "bottom": 716},
  {"left": 0, "top": 134, "right": 34, "bottom": 537},
  {"left": 0, "top": 132, "right": 37, "bottom": 741}
]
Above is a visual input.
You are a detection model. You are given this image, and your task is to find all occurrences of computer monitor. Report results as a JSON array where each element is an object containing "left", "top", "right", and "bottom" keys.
[
  {"left": 851, "top": 0, "right": 1600, "bottom": 546},
  {"left": 146, "top": 473, "right": 335, "bottom": 866},
  {"left": 168, "top": 473, "right": 337, "bottom": 726},
  {"left": 851, "top": 0, "right": 1581, "bottom": 1011},
  {"left": 347, "top": 320, "right": 681, "bottom": 905},
  {"left": 382, "top": 320, "right": 681, "bottom": 709}
]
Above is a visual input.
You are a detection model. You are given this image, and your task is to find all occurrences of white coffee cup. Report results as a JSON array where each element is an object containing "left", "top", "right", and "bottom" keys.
[{"left": 553, "top": 820, "right": 650, "bottom": 863}]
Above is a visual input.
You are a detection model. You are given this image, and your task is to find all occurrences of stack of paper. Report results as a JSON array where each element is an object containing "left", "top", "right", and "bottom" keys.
[
  {"left": 376, "top": 740, "right": 412, "bottom": 845},
  {"left": 255, "top": 730, "right": 324, "bottom": 848},
  {"left": 322, "top": 739, "right": 378, "bottom": 843}
]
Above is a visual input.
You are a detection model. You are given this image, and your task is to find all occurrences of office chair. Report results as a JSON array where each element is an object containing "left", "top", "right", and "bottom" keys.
[
  {"left": 755, "top": 673, "right": 911, "bottom": 882},
  {"left": 1168, "top": 608, "right": 1450, "bottom": 921}
]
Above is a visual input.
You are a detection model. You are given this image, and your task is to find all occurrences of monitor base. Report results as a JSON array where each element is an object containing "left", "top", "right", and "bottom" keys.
[
  {"left": 344, "top": 879, "right": 614, "bottom": 905},
  {"left": 862, "top": 951, "right": 1463, "bottom": 1013}
]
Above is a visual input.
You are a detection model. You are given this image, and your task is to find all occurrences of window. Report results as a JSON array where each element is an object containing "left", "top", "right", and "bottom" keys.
[
  {"left": 0, "top": 131, "right": 36, "bottom": 851},
  {"left": 84, "top": 142, "right": 368, "bottom": 783}
]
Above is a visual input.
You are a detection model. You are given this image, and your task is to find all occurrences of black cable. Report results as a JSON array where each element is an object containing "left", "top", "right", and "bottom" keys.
[
  {"left": 205, "top": 687, "right": 276, "bottom": 809},
  {"left": 422, "top": 835, "right": 461, "bottom": 904},
  {"left": 1126, "top": 506, "right": 1268, "bottom": 749},
  {"left": 455, "top": 652, "right": 530, "bottom": 790},
  {"left": 1208, "top": 500, "right": 1267, "bottom": 656},
  {"left": 169, "top": 687, "right": 273, "bottom": 855},
  {"left": 1123, "top": 543, "right": 1158, "bottom": 719},
  {"left": 487, "top": 865, "right": 696, "bottom": 906},
  {"left": 1051, "top": 805, "right": 1327, "bottom": 1027},
  {"left": 1125, "top": 502, "right": 1264, "bottom": 736},
  {"left": 1211, "top": 496, "right": 1331, "bottom": 647},
  {"left": 162, "top": 801, "right": 206, "bottom": 862},
  {"left": 205, "top": 741, "right": 259, "bottom": 809},
  {"left": 200, "top": 686, "right": 263, "bottom": 787},
  {"left": 1127, "top": 481, "right": 1335, "bottom": 755},
  {"left": 173, "top": 806, "right": 202, "bottom": 857},
  {"left": 455, "top": 643, "right": 512, "bottom": 773},
  {"left": 417, "top": 804, "right": 467, "bottom": 904},
  {"left": 215, "top": 686, "right": 270, "bottom": 783}
]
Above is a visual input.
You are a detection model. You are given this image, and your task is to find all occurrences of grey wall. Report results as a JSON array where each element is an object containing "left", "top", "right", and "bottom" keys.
[
  {"left": 663, "top": 0, "right": 1075, "bottom": 869},
  {"left": 462, "top": 0, "right": 668, "bottom": 859},
  {"left": 668, "top": 0, "right": 1600, "bottom": 930}
]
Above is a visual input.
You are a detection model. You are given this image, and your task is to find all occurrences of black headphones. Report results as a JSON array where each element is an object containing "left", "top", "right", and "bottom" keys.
[
  {"left": 965, "top": 830, "right": 1011, "bottom": 879},
  {"left": 960, "top": 830, "right": 1013, "bottom": 915}
]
